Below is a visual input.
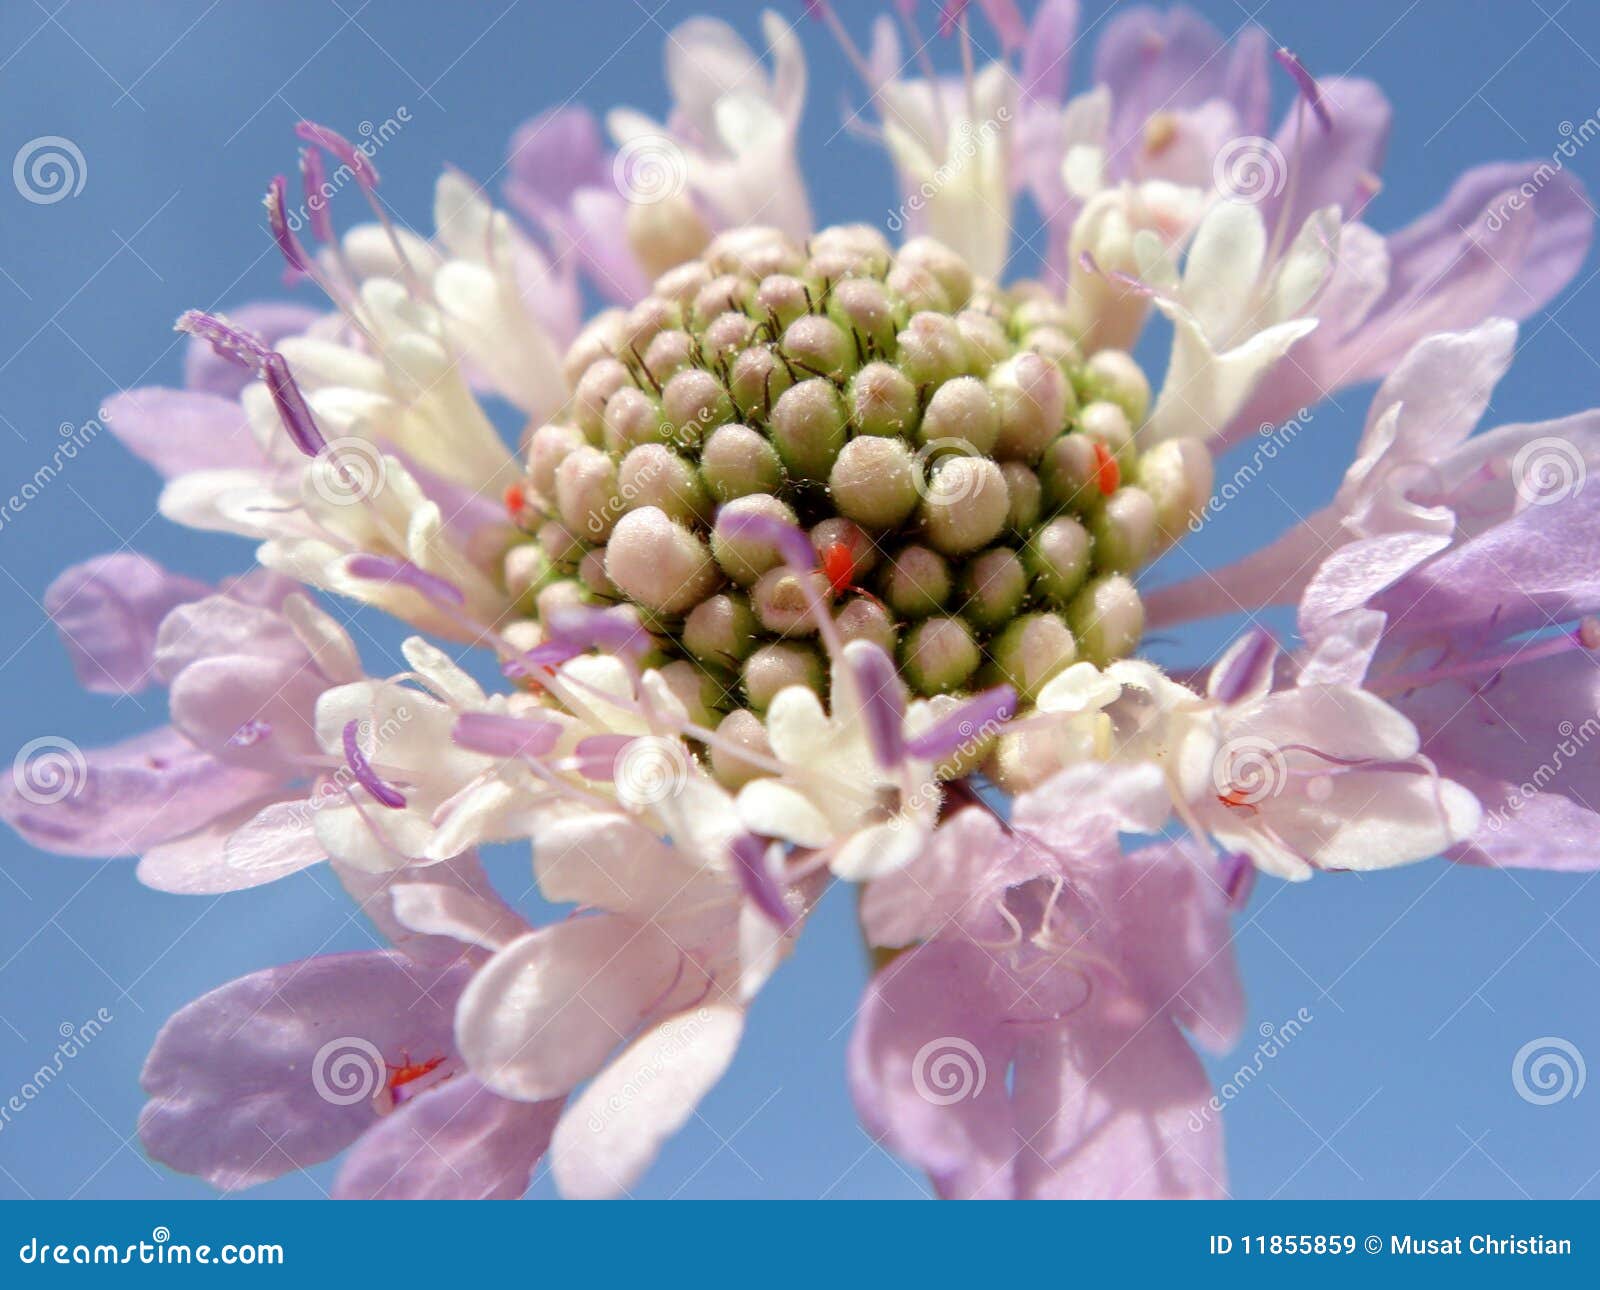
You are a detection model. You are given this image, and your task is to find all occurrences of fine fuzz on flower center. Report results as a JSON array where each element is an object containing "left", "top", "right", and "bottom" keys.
[{"left": 510, "top": 224, "right": 1213, "bottom": 717}]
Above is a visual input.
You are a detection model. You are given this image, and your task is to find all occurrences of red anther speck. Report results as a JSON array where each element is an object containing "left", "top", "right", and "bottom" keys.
[
  {"left": 821, "top": 542, "right": 855, "bottom": 595},
  {"left": 1092, "top": 442, "right": 1120, "bottom": 496}
]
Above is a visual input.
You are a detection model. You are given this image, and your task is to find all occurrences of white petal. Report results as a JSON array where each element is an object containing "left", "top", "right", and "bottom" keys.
[
  {"left": 735, "top": 779, "right": 832, "bottom": 847},
  {"left": 455, "top": 915, "right": 683, "bottom": 1102},
  {"left": 830, "top": 820, "right": 925, "bottom": 881},
  {"left": 550, "top": 1003, "right": 744, "bottom": 1198}
]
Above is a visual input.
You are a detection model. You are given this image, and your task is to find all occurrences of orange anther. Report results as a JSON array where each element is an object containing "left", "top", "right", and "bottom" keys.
[{"left": 1092, "top": 441, "right": 1120, "bottom": 496}]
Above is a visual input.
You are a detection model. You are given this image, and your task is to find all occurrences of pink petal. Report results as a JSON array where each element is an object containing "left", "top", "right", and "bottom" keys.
[
  {"left": 44, "top": 554, "right": 209, "bottom": 695},
  {"left": 101, "top": 387, "right": 267, "bottom": 479},
  {"left": 2, "top": 725, "right": 280, "bottom": 859},
  {"left": 333, "top": 1075, "right": 562, "bottom": 1200},
  {"left": 139, "top": 952, "right": 466, "bottom": 1191}
]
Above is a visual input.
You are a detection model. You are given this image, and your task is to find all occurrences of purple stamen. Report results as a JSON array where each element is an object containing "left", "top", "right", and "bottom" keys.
[
  {"left": 1274, "top": 48, "right": 1333, "bottom": 132},
  {"left": 715, "top": 510, "right": 816, "bottom": 574},
  {"left": 344, "top": 555, "right": 466, "bottom": 607},
  {"left": 905, "top": 685, "right": 1016, "bottom": 761},
  {"left": 845, "top": 642, "right": 906, "bottom": 768},
  {"left": 341, "top": 718, "right": 407, "bottom": 808},
  {"left": 261, "top": 352, "right": 327, "bottom": 456},
  {"left": 176, "top": 311, "right": 325, "bottom": 457},
  {"left": 730, "top": 833, "right": 795, "bottom": 929},
  {"left": 546, "top": 604, "right": 650, "bottom": 660},
  {"left": 453, "top": 712, "right": 562, "bottom": 759},
  {"left": 1211, "top": 628, "right": 1278, "bottom": 705},
  {"left": 294, "top": 120, "right": 379, "bottom": 190},
  {"left": 573, "top": 733, "right": 635, "bottom": 780},
  {"left": 176, "top": 310, "right": 268, "bottom": 368},
  {"left": 300, "top": 147, "right": 334, "bottom": 243},
  {"left": 265, "top": 175, "right": 310, "bottom": 280}
]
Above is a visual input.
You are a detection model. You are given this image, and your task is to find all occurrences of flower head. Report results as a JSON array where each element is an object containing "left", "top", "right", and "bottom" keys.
[{"left": 7, "top": 2, "right": 1599, "bottom": 1203}]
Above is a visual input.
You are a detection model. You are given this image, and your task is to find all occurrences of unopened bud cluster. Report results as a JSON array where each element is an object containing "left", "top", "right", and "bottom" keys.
[{"left": 508, "top": 224, "right": 1212, "bottom": 718}]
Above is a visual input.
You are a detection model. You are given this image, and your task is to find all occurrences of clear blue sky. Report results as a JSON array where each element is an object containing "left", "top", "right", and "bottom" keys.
[{"left": 1, "top": 0, "right": 1598, "bottom": 1200}]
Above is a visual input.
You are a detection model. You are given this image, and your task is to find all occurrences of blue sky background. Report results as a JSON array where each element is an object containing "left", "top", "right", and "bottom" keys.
[{"left": 1, "top": 0, "right": 1598, "bottom": 1200}]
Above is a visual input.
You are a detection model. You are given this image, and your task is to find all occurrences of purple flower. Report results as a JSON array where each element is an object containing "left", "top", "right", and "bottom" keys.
[
  {"left": 1, "top": 558, "right": 359, "bottom": 891},
  {"left": 852, "top": 763, "right": 1242, "bottom": 1198},
  {"left": 139, "top": 856, "right": 562, "bottom": 1198}
]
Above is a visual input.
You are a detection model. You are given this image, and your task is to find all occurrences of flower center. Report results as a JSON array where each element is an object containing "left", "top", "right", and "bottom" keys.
[{"left": 510, "top": 225, "right": 1208, "bottom": 718}]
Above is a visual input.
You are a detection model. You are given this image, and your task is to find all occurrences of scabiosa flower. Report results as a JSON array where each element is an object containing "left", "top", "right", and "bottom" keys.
[{"left": 7, "top": 3, "right": 1599, "bottom": 1200}]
